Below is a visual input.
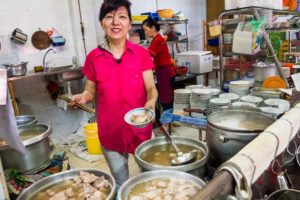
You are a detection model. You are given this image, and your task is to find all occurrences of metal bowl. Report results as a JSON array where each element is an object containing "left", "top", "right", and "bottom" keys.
[
  {"left": 3, "top": 62, "right": 28, "bottom": 77},
  {"left": 118, "top": 170, "right": 206, "bottom": 200},
  {"left": 16, "top": 115, "right": 37, "bottom": 126},
  {"left": 17, "top": 169, "right": 116, "bottom": 200}
]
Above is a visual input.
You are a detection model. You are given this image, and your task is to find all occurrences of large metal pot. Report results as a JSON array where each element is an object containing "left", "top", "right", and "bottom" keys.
[
  {"left": 135, "top": 136, "right": 209, "bottom": 177},
  {"left": 17, "top": 169, "right": 116, "bottom": 200},
  {"left": 253, "top": 62, "right": 278, "bottom": 82},
  {"left": 0, "top": 123, "right": 52, "bottom": 172},
  {"left": 3, "top": 62, "right": 28, "bottom": 77},
  {"left": 118, "top": 170, "right": 206, "bottom": 200},
  {"left": 16, "top": 115, "right": 37, "bottom": 126},
  {"left": 207, "top": 110, "right": 275, "bottom": 166}
]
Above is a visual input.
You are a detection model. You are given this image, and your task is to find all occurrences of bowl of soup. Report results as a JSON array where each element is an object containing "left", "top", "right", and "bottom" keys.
[
  {"left": 135, "top": 136, "right": 209, "bottom": 177},
  {"left": 118, "top": 170, "right": 205, "bottom": 200}
]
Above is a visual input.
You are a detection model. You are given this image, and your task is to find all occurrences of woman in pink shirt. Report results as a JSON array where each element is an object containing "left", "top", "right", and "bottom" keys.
[{"left": 71, "top": 0, "right": 158, "bottom": 189}]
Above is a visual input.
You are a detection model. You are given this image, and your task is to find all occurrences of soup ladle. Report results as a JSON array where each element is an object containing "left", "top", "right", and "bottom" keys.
[{"left": 156, "top": 119, "right": 198, "bottom": 166}]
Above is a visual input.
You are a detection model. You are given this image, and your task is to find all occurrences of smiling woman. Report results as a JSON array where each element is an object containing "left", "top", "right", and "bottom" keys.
[{"left": 71, "top": 0, "right": 158, "bottom": 189}]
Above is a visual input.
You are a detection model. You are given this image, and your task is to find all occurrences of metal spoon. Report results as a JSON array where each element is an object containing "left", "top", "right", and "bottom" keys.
[{"left": 156, "top": 119, "right": 198, "bottom": 166}]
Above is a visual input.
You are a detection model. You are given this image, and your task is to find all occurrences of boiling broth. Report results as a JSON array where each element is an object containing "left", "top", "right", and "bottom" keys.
[
  {"left": 19, "top": 130, "right": 42, "bottom": 141},
  {"left": 140, "top": 144, "right": 204, "bottom": 166},
  {"left": 30, "top": 174, "right": 111, "bottom": 200},
  {"left": 127, "top": 178, "right": 201, "bottom": 200}
]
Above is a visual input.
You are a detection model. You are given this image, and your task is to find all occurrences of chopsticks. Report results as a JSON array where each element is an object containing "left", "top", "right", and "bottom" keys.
[{"left": 59, "top": 95, "right": 95, "bottom": 113}]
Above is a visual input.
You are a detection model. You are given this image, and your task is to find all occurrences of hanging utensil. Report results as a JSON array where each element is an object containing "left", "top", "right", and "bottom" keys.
[
  {"left": 60, "top": 95, "right": 95, "bottom": 113},
  {"left": 156, "top": 119, "right": 198, "bottom": 166},
  {"left": 31, "top": 29, "right": 51, "bottom": 50}
]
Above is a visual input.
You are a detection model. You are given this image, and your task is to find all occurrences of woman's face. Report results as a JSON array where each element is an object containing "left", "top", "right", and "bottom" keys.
[
  {"left": 143, "top": 25, "right": 156, "bottom": 38},
  {"left": 101, "top": 6, "right": 131, "bottom": 42}
]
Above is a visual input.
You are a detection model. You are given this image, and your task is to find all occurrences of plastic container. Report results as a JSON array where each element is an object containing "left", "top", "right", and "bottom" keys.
[{"left": 83, "top": 123, "right": 102, "bottom": 155}]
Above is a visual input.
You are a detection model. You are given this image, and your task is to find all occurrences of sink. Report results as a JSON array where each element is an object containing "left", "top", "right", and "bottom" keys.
[
  {"left": 48, "top": 65, "right": 74, "bottom": 72},
  {"left": 45, "top": 65, "right": 84, "bottom": 82}
]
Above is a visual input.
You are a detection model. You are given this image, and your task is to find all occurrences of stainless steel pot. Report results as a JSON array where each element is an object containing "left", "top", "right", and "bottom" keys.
[
  {"left": 16, "top": 115, "right": 37, "bottom": 126},
  {"left": 135, "top": 136, "right": 209, "bottom": 177},
  {"left": 253, "top": 62, "right": 277, "bottom": 82},
  {"left": 0, "top": 123, "right": 52, "bottom": 172},
  {"left": 118, "top": 170, "right": 206, "bottom": 200},
  {"left": 207, "top": 110, "right": 275, "bottom": 166},
  {"left": 3, "top": 62, "right": 28, "bottom": 77},
  {"left": 17, "top": 169, "right": 116, "bottom": 200}
]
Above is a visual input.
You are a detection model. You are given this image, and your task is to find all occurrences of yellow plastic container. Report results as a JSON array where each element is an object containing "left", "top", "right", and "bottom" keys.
[{"left": 83, "top": 123, "right": 102, "bottom": 155}]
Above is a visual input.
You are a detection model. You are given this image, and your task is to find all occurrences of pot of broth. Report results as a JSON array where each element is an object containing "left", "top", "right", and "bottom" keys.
[
  {"left": 118, "top": 170, "right": 205, "bottom": 200},
  {"left": 135, "top": 136, "right": 209, "bottom": 177},
  {"left": 207, "top": 110, "right": 275, "bottom": 166},
  {"left": 17, "top": 169, "right": 116, "bottom": 200},
  {"left": 0, "top": 123, "right": 52, "bottom": 172}
]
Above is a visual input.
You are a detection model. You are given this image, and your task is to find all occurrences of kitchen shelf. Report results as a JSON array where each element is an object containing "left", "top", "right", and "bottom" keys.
[{"left": 218, "top": 7, "right": 291, "bottom": 89}]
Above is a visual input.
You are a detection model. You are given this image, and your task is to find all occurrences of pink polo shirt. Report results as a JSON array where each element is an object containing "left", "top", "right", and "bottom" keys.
[{"left": 82, "top": 41, "right": 154, "bottom": 154}]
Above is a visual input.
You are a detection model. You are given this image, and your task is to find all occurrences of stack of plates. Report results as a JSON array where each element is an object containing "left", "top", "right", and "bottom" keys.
[
  {"left": 210, "top": 88, "right": 221, "bottom": 98},
  {"left": 229, "top": 80, "right": 251, "bottom": 96},
  {"left": 219, "top": 93, "right": 240, "bottom": 102},
  {"left": 173, "top": 89, "right": 191, "bottom": 110},
  {"left": 240, "top": 95, "right": 263, "bottom": 106},
  {"left": 209, "top": 98, "right": 231, "bottom": 113},
  {"left": 185, "top": 84, "right": 204, "bottom": 90},
  {"left": 264, "top": 99, "right": 290, "bottom": 112},
  {"left": 190, "top": 88, "right": 212, "bottom": 118},
  {"left": 260, "top": 106, "right": 283, "bottom": 118}
]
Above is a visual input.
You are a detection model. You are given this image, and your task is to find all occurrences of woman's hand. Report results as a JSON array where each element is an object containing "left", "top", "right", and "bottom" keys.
[
  {"left": 70, "top": 80, "right": 96, "bottom": 107},
  {"left": 70, "top": 93, "right": 88, "bottom": 106},
  {"left": 144, "top": 99, "right": 156, "bottom": 111}
]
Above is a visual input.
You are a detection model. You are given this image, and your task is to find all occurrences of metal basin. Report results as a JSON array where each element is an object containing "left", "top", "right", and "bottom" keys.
[
  {"left": 135, "top": 136, "right": 209, "bottom": 178},
  {"left": 207, "top": 110, "right": 275, "bottom": 166},
  {"left": 118, "top": 170, "right": 206, "bottom": 200},
  {"left": 16, "top": 115, "right": 37, "bottom": 126},
  {"left": 46, "top": 65, "right": 83, "bottom": 82},
  {"left": 17, "top": 169, "right": 116, "bottom": 200},
  {"left": 0, "top": 123, "right": 52, "bottom": 172}
]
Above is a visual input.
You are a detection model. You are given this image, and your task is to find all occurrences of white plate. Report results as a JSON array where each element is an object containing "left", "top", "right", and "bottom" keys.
[
  {"left": 229, "top": 80, "right": 251, "bottom": 86},
  {"left": 174, "top": 89, "right": 191, "bottom": 94},
  {"left": 241, "top": 95, "right": 263, "bottom": 104},
  {"left": 219, "top": 93, "right": 240, "bottom": 101},
  {"left": 260, "top": 107, "right": 283, "bottom": 115},
  {"left": 232, "top": 101, "right": 257, "bottom": 108},
  {"left": 264, "top": 99, "right": 290, "bottom": 112},
  {"left": 210, "top": 98, "right": 231, "bottom": 105}
]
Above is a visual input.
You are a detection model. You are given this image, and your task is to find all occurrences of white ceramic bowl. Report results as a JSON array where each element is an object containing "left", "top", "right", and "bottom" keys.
[
  {"left": 124, "top": 108, "right": 155, "bottom": 128},
  {"left": 241, "top": 95, "right": 263, "bottom": 104}
]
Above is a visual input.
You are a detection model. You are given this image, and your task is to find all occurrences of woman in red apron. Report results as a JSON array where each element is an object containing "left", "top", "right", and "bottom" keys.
[{"left": 142, "top": 18, "right": 176, "bottom": 111}]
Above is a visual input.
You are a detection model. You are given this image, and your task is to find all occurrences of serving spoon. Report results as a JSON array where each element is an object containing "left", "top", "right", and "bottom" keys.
[{"left": 156, "top": 119, "right": 198, "bottom": 166}]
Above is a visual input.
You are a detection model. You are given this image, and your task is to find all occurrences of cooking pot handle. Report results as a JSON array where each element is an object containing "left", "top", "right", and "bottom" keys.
[
  {"left": 218, "top": 135, "right": 247, "bottom": 143},
  {"left": 183, "top": 108, "right": 209, "bottom": 116}
]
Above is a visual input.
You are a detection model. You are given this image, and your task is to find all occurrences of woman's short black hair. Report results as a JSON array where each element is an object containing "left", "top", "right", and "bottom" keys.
[
  {"left": 142, "top": 17, "right": 160, "bottom": 32},
  {"left": 99, "top": 0, "right": 132, "bottom": 22}
]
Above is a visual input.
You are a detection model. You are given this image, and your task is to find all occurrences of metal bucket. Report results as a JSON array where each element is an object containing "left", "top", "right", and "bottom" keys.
[
  {"left": 207, "top": 110, "right": 275, "bottom": 166},
  {"left": 0, "top": 123, "right": 52, "bottom": 172},
  {"left": 118, "top": 170, "right": 206, "bottom": 200},
  {"left": 17, "top": 169, "right": 116, "bottom": 200},
  {"left": 135, "top": 136, "right": 209, "bottom": 178}
]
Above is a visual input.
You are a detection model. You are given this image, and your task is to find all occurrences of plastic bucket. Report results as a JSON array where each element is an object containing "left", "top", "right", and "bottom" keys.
[{"left": 83, "top": 123, "right": 102, "bottom": 155}]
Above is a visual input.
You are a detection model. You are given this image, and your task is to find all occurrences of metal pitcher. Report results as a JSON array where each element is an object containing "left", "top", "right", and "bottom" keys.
[{"left": 11, "top": 28, "right": 28, "bottom": 44}]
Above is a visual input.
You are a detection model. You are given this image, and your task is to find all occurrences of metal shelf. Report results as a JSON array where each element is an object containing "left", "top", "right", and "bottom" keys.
[{"left": 218, "top": 7, "right": 290, "bottom": 89}]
